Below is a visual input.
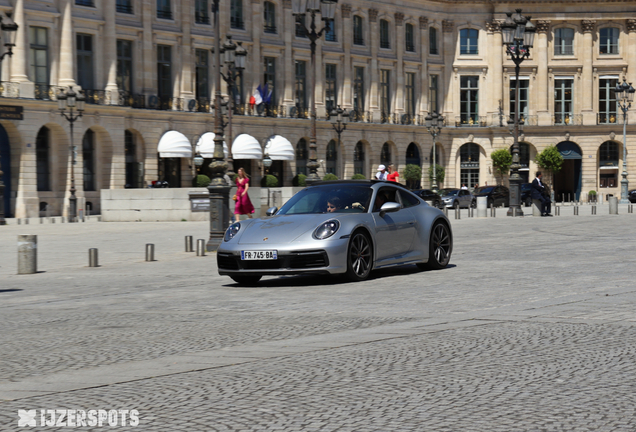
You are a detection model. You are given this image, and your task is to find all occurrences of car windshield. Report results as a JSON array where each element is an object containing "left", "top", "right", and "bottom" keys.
[
  {"left": 276, "top": 185, "right": 374, "bottom": 215},
  {"left": 521, "top": 183, "right": 531, "bottom": 191},
  {"left": 474, "top": 186, "right": 494, "bottom": 194},
  {"left": 438, "top": 189, "right": 459, "bottom": 197}
]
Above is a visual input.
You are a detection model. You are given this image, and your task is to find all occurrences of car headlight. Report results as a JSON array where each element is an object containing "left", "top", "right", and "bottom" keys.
[
  {"left": 224, "top": 222, "right": 241, "bottom": 242},
  {"left": 313, "top": 220, "right": 340, "bottom": 240}
]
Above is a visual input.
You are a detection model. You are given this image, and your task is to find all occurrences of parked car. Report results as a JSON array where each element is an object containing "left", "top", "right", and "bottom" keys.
[
  {"left": 629, "top": 189, "right": 636, "bottom": 203},
  {"left": 413, "top": 189, "right": 442, "bottom": 208},
  {"left": 438, "top": 188, "right": 474, "bottom": 209},
  {"left": 217, "top": 180, "right": 453, "bottom": 285},
  {"left": 472, "top": 185, "right": 510, "bottom": 208},
  {"left": 520, "top": 183, "right": 532, "bottom": 207}
]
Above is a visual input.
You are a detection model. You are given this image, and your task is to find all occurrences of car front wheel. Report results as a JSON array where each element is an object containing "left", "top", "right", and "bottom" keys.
[
  {"left": 418, "top": 221, "right": 452, "bottom": 271},
  {"left": 346, "top": 231, "right": 373, "bottom": 282}
]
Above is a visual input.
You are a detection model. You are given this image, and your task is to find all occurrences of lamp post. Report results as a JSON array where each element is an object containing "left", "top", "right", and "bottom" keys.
[
  {"left": 263, "top": 154, "right": 273, "bottom": 207},
  {"left": 207, "top": 0, "right": 240, "bottom": 251},
  {"left": 330, "top": 106, "right": 348, "bottom": 177},
  {"left": 501, "top": 9, "right": 535, "bottom": 217},
  {"left": 615, "top": 78, "right": 635, "bottom": 204},
  {"left": 425, "top": 111, "right": 444, "bottom": 192},
  {"left": 292, "top": 0, "right": 338, "bottom": 184},
  {"left": 219, "top": 36, "right": 247, "bottom": 178},
  {"left": 58, "top": 87, "right": 86, "bottom": 223},
  {"left": 0, "top": 18, "right": 19, "bottom": 225}
]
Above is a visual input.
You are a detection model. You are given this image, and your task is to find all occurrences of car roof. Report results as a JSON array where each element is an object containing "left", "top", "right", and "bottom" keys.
[{"left": 311, "top": 180, "right": 414, "bottom": 192}]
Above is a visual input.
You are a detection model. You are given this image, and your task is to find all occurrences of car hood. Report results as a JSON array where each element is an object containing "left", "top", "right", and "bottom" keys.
[{"left": 237, "top": 214, "right": 339, "bottom": 244}]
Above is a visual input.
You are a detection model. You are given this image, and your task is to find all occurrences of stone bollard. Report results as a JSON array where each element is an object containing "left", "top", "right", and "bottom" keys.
[
  {"left": 629, "top": 204, "right": 633, "bottom": 214},
  {"left": 185, "top": 236, "right": 194, "bottom": 252},
  {"left": 476, "top": 196, "right": 487, "bottom": 218},
  {"left": 88, "top": 248, "right": 99, "bottom": 267},
  {"left": 609, "top": 196, "right": 619, "bottom": 215},
  {"left": 490, "top": 205, "right": 496, "bottom": 218},
  {"left": 556, "top": 206, "right": 560, "bottom": 216},
  {"left": 17, "top": 235, "right": 37, "bottom": 274},
  {"left": 592, "top": 205, "right": 596, "bottom": 215},
  {"left": 574, "top": 206, "right": 579, "bottom": 216},
  {"left": 443, "top": 207, "right": 448, "bottom": 217},
  {"left": 455, "top": 207, "right": 460, "bottom": 220},
  {"left": 532, "top": 199, "right": 542, "bottom": 216},
  {"left": 146, "top": 244, "right": 155, "bottom": 261},
  {"left": 196, "top": 239, "right": 206, "bottom": 256}
]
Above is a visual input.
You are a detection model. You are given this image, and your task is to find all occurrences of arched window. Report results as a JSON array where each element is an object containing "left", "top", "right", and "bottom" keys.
[
  {"left": 380, "top": 19, "right": 390, "bottom": 49},
  {"left": 36, "top": 126, "right": 50, "bottom": 191},
  {"left": 460, "top": 143, "right": 480, "bottom": 188},
  {"left": 353, "top": 16, "right": 364, "bottom": 45},
  {"left": 264, "top": 1, "right": 276, "bottom": 33},
  {"left": 83, "top": 129, "right": 96, "bottom": 191},
  {"left": 405, "top": 23, "right": 415, "bottom": 52},
  {"left": 600, "top": 27, "right": 619, "bottom": 54},
  {"left": 296, "top": 138, "right": 307, "bottom": 175},
  {"left": 326, "top": 140, "right": 338, "bottom": 176},
  {"left": 460, "top": 28, "right": 479, "bottom": 54},
  {"left": 599, "top": 141, "right": 619, "bottom": 167},
  {"left": 429, "top": 27, "right": 438, "bottom": 55},
  {"left": 554, "top": 28, "right": 574, "bottom": 55},
  {"left": 354, "top": 141, "right": 365, "bottom": 176},
  {"left": 406, "top": 143, "right": 420, "bottom": 166},
  {"left": 381, "top": 143, "right": 391, "bottom": 166}
]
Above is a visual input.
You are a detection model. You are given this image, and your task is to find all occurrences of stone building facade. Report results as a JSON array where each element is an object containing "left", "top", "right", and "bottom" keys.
[{"left": 0, "top": 0, "right": 635, "bottom": 218}]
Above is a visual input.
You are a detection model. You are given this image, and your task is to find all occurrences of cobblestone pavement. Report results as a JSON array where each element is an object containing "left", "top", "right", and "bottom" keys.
[{"left": 1, "top": 211, "right": 636, "bottom": 431}]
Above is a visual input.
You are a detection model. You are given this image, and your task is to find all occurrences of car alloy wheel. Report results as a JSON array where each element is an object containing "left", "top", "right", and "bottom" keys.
[
  {"left": 418, "top": 221, "right": 452, "bottom": 271},
  {"left": 346, "top": 232, "right": 372, "bottom": 281},
  {"left": 453, "top": 200, "right": 459, "bottom": 209}
]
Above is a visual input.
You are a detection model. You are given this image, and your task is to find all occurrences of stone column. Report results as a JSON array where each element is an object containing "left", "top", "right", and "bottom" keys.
[
  {"left": 627, "top": 20, "right": 636, "bottom": 88},
  {"left": 141, "top": 0, "right": 154, "bottom": 94},
  {"left": 394, "top": 13, "right": 404, "bottom": 116},
  {"left": 58, "top": 0, "right": 76, "bottom": 87},
  {"left": 14, "top": 126, "right": 38, "bottom": 218},
  {"left": 487, "top": 21, "right": 503, "bottom": 122},
  {"left": 442, "top": 20, "right": 454, "bottom": 120},
  {"left": 369, "top": 9, "right": 379, "bottom": 120},
  {"left": 9, "top": 0, "right": 34, "bottom": 97},
  {"left": 536, "top": 20, "right": 551, "bottom": 126},
  {"left": 104, "top": 0, "right": 119, "bottom": 104},
  {"left": 341, "top": 4, "right": 352, "bottom": 109},
  {"left": 419, "top": 16, "right": 428, "bottom": 115},
  {"left": 581, "top": 20, "right": 596, "bottom": 125},
  {"left": 250, "top": 0, "right": 262, "bottom": 106},
  {"left": 179, "top": 0, "right": 194, "bottom": 108},
  {"left": 283, "top": 0, "right": 294, "bottom": 110}
]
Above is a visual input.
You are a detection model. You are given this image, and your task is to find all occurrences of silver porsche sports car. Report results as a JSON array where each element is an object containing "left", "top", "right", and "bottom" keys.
[{"left": 217, "top": 180, "right": 453, "bottom": 285}]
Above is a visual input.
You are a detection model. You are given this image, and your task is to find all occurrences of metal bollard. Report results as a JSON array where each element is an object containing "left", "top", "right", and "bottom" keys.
[
  {"left": 88, "top": 248, "right": 99, "bottom": 267},
  {"left": 196, "top": 239, "right": 206, "bottom": 256},
  {"left": 443, "top": 207, "right": 448, "bottom": 216},
  {"left": 145, "top": 243, "right": 155, "bottom": 262},
  {"left": 629, "top": 204, "right": 633, "bottom": 214},
  {"left": 468, "top": 208, "right": 473, "bottom": 218},
  {"left": 556, "top": 206, "right": 560, "bottom": 216},
  {"left": 25, "top": 218, "right": 29, "bottom": 225},
  {"left": 490, "top": 206, "right": 496, "bottom": 217},
  {"left": 574, "top": 206, "right": 579, "bottom": 216},
  {"left": 455, "top": 207, "right": 460, "bottom": 220},
  {"left": 185, "top": 235, "right": 194, "bottom": 252},
  {"left": 17, "top": 235, "right": 37, "bottom": 275},
  {"left": 17, "top": 218, "right": 21, "bottom": 225},
  {"left": 592, "top": 205, "right": 596, "bottom": 215}
]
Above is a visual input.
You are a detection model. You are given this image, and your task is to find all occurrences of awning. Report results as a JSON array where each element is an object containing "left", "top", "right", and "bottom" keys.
[
  {"left": 264, "top": 135, "right": 294, "bottom": 161},
  {"left": 158, "top": 131, "right": 192, "bottom": 158},
  {"left": 232, "top": 134, "right": 263, "bottom": 159},
  {"left": 196, "top": 132, "right": 228, "bottom": 159}
]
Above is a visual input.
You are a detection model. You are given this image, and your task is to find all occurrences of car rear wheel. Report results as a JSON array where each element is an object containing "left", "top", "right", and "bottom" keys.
[
  {"left": 346, "top": 231, "right": 373, "bottom": 282},
  {"left": 470, "top": 200, "right": 476, "bottom": 209},
  {"left": 230, "top": 275, "right": 262, "bottom": 286},
  {"left": 488, "top": 198, "right": 494, "bottom": 208},
  {"left": 452, "top": 200, "right": 459, "bottom": 209},
  {"left": 417, "top": 221, "right": 452, "bottom": 271}
]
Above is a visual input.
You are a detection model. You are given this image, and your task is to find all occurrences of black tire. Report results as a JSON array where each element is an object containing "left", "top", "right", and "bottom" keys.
[
  {"left": 525, "top": 198, "right": 532, "bottom": 207},
  {"left": 470, "top": 200, "right": 476, "bottom": 209},
  {"left": 418, "top": 221, "right": 452, "bottom": 271},
  {"left": 488, "top": 198, "right": 494, "bottom": 208},
  {"left": 452, "top": 200, "right": 459, "bottom": 210},
  {"left": 346, "top": 231, "right": 373, "bottom": 282},
  {"left": 230, "top": 275, "right": 262, "bottom": 285}
]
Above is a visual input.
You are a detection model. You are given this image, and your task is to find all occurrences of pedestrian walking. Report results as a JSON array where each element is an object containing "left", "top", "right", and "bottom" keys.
[
  {"left": 375, "top": 165, "right": 388, "bottom": 181},
  {"left": 387, "top": 164, "right": 399, "bottom": 182},
  {"left": 234, "top": 167, "right": 255, "bottom": 222}
]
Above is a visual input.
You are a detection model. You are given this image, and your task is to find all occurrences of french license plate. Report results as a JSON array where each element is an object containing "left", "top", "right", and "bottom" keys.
[{"left": 241, "top": 250, "right": 278, "bottom": 260}]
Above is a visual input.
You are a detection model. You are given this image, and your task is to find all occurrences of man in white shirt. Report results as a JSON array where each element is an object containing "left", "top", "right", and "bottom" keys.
[{"left": 375, "top": 165, "right": 388, "bottom": 181}]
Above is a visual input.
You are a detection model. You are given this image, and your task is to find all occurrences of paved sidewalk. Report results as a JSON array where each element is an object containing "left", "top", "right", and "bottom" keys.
[{"left": 1, "top": 212, "right": 636, "bottom": 431}]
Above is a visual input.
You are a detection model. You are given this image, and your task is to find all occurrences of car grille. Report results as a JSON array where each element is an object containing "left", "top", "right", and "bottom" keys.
[{"left": 217, "top": 250, "right": 329, "bottom": 271}]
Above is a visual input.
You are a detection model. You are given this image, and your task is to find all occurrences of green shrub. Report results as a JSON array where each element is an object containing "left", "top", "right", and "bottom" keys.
[
  {"left": 491, "top": 149, "right": 512, "bottom": 178},
  {"left": 260, "top": 174, "right": 279, "bottom": 187},
  {"left": 588, "top": 190, "right": 597, "bottom": 196},
  {"left": 192, "top": 174, "right": 211, "bottom": 187},
  {"left": 323, "top": 173, "right": 338, "bottom": 181},
  {"left": 351, "top": 173, "right": 367, "bottom": 180},
  {"left": 427, "top": 164, "right": 445, "bottom": 184},
  {"left": 292, "top": 174, "right": 307, "bottom": 187},
  {"left": 403, "top": 164, "right": 422, "bottom": 189},
  {"left": 535, "top": 145, "right": 563, "bottom": 190}
]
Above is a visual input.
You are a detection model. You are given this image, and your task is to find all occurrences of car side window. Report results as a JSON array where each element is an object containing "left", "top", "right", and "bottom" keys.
[
  {"left": 399, "top": 190, "right": 420, "bottom": 208},
  {"left": 373, "top": 187, "right": 398, "bottom": 212}
]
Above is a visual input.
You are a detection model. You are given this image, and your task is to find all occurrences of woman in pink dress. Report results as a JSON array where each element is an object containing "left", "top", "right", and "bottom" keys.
[{"left": 234, "top": 167, "right": 255, "bottom": 222}]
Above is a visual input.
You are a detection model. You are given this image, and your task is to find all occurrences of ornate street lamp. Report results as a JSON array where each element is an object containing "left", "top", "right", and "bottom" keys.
[
  {"left": 502, "top": 9, "right": 535, "bottom": 217},
  {"left": 0, "top": 17, "right": 18, "bottom": 225},
  {"left": 330, "top": 106, "right": 348, "bottom": 177},
  {"left": 58, "top": 87, "right": 86, "bottom": 222},
  {"left": 292, "top": 0, "right": 338, "bottom": 184},
  {"left": 615, "top": 78, "right": 635, "bottom": 204},
  {"left": 425, "top": 111, "right": 444, "bottom": 192}
]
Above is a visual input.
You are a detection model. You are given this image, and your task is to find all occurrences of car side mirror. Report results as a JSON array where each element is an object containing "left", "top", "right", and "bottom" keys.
[
  {"left": 265, "top": 206, "right": 278, "bottom": 216},
  {"left": 379, "top": 202, "right": 400, "bottom": 216}
]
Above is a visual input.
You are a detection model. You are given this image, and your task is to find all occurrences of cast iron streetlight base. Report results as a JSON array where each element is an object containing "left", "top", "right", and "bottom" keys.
[
  {"left": 620, "top": 176, "right": 629, "bottom": 204},
  {"left": 507, "top": 172, "right": 523, "bottom": 217}
]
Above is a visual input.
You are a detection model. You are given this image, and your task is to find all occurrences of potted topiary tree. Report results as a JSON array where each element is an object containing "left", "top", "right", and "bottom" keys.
[
  {"left": 535, "top": 145, "right": 563, "bottom": 200},
  {"left": 260, "top": 174, "right": 279, "bottom": 187},
  {"left": 292, "top": 173, "right": 307, "bottom": 187},
  {"left": 403, "top": 164, "right": 422, "bottom": 189},
  {"left": 351, "top": 173, "right": 366, "bottom": 180},
  {"left": 588, "top": 190, "right": 597, "bottom": 203},
  {"left": 490, "top": 149, "right": 512, "bottom": 185},
  {"left": 192, "top": 174, "right": 211, "bottom": 188},
  {"left": 427, "top": 164, "right": 445, "bottom": 189},
  {"left": 323, "top": 173, "right": 338, "bottom": 181}
]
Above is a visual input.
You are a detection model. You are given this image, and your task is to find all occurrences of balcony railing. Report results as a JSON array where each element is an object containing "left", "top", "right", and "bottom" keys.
[
  {"left": 353, "top": 36, "right": 364, "bottom": 45},
  {"left": 553, "top": 113, "right": 582, "bottom": 125},
  {"left": 597, "top": 112, "right": 626, "bottom": 125},
  {"left": 157, "top": 9, "right": 172, "bottom": 20},
  {"left": 231, "top": 17, "right": 244, "bottom": 29},
  {"left": 455, "top": 115, "right": 488, "bottom": 127},
  {"left": 119, "top": 92, "right": 146, "bottom": 108},
  {"left": 116, "top": 3, "right": 133, "bottom": 13},
  {"left": 75, "top": 0, "right": 95, "bottom": 6},
  {"left": 195, "top": 12, "right": 209, "bottom": 24},
  {"left": 34, "top": 84, "right": 61, "bottom": 100},
  {"left": 83, "top": 89, "right": 106, "bottom": 105},
  {"left": 264, "top": 25, "right": 277, "bottom": 34}
]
